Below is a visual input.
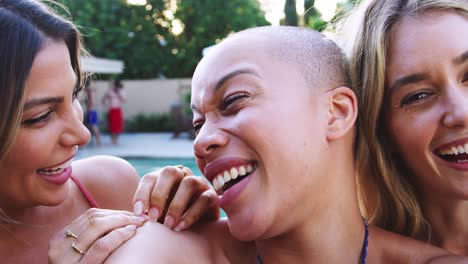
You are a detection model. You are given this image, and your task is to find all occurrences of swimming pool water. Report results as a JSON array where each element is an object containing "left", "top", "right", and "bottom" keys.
[{"left": 123, "top": 157, "right": 201, "bottom": 177}]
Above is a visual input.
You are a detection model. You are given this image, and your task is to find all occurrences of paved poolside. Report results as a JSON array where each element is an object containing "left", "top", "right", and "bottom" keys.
[{"left": 76, "top": 132, "right": 195, "bottom": 160}]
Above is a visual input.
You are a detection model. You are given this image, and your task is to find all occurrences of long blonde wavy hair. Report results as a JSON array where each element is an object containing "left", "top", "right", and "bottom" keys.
[{"left": 335, "top": 0, "right": 468, "bottom": 240}]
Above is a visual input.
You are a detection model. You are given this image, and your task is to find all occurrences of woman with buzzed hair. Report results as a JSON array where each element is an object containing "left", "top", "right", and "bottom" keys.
[
  {"left": 107, "top": 26, "right": 467, "bottom": 263},
  {"left": 336, "top": 0, "right": 468, "bottom": 255}
]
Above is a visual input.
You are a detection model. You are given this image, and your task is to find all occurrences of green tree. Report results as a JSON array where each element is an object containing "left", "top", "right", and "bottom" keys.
[
  {"left": 54, "top": 0, "right": 268, "bottom": 79},
  {"left": 283, "top": 0, "right": 298, "bottom": 26},
  {"left": 167, "top": 0, "right": 269, "bottom": 77},
  {"left": 303, "top": 0, "right": 319, "bottom": 25},
  {"left": 331, "top": 0, "right": 362, "bottom": 22}
]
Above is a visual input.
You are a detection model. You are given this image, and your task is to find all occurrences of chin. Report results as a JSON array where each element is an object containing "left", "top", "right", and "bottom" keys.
[
  {"left": 42, "top": 181, "right": 72, "bottom": 206},
  {"left": 226, "top": 212, "right": 269, "bottom": 241}
]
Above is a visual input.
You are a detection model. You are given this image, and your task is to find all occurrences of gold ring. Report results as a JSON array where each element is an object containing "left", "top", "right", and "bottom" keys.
[
  {"left": 65, "top": 229, "right": 78, "bottom": 239},
  {"left": 72, "top": 242, "right": 86, "bottom": 255},
  {"left": 176, "top": 165, "right": 188, "bottom": 176}
]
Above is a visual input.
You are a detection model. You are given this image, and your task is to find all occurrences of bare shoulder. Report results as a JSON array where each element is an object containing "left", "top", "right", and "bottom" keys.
[
  {"left": 368, "top": 226, "right": 467, "bottom": 263},
  {"left": 191, "top": 218, "right": 257, "bottom": 263},
  {"left": 105, "top": 222, "right": 216, "bottom": 264},
  {"left": 72, "top": 156, "right": 139, "bottom": 210}
]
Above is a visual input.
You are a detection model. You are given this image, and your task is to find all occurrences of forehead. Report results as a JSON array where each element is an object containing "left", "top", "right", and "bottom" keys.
[
  {"left": 388, "top": 11, "right": 467, "bottom": 72},
  {"left": 24, "top": 41, "right": 75, "bottom": 99},
  {"left": 191, "top": 33, "right": 291, "bottom": 102}
]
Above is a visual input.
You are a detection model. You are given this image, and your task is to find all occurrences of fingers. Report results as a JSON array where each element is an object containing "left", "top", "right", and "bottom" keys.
[
  {"left": 48, "top": 208, "right": 147, "bottom": 264},
  {"left": 74, "top": 209, "right": 146, "bottom": 250},
  {"left": 134, "top": 166, "right": 190, "bottom": 222},
  {"left": 165, "top": 176, "right": 219, "bottom": 231},
  {"left": 79, "top": 225, "right": 137, "bottom": 263},
  {"left": 133, "top": 173, "right": 158, "bottom": 215}
]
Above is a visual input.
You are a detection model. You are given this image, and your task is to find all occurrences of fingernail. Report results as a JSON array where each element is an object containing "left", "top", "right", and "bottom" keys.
[
  {"left": 133, "top": 201, "right": 144, "bottom": 215},
  {"left": 133, "top": 216, "right": 147, "bottom": 223},
  {"left": 140, "top": 214, "right": 150, "bottom": 221},
  {"left": 164, "top": 215, "right": 174, "bottom": 228},
  {"left": 148, "top": 207, "right": 160, "bottom": 222},
  {"left": 125, "top": 225, "right": 137, "bottom": 231},
  {"left": 174, "top": 220, "right": 186, "bottom": 232}
]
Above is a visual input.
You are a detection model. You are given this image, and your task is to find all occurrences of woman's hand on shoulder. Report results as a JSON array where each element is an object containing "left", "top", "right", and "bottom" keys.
[
  {"left": 48, "top": 208, "right": 148, "bottom": 264},
  {"left": 133, "top": 165, "right": 220, "bottom": 231}
]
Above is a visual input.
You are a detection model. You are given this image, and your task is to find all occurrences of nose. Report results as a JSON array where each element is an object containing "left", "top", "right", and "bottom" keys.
[
  {"left": 441, "top": 86, "right": 468, "bottom": 128},
  {"left": 193, "top": 120, "right": 229, "bottom": 159},
  {"left": 61, "top": 101, "right": 91, "bottom": 147}
]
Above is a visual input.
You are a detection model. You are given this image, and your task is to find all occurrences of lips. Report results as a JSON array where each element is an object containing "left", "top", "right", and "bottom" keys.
[
  {"left": 435, "top": 141, "right": 468, "bottom": 163},
  {"left": 212, "top": 164, "right": 255, "bottom": 195},
  {"left": 204, "top": 159, "right": 257, "bottom": 195},
  {"left": 37, "top": 157, "right": 74, "bottom": 185}
]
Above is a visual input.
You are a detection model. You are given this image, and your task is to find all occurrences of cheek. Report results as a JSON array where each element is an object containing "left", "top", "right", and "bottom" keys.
[
  {"left": 196, "top": 158, "right": 205, "bottom": 176},
  {"left": 1, "top": 132, "right": 48, "bottom": 170},
  {"left": 387, "top": 110, "right": 436, "bottom": 160}
]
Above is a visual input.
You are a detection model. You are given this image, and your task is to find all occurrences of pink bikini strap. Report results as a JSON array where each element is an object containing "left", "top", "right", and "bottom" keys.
[{"left": 70, "top": 175, "right": 100, "bottom": 208}]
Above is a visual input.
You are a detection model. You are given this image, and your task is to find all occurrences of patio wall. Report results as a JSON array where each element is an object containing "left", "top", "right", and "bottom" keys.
[{"left": 88, "top": 78, "right": 191, "bottom": 119}]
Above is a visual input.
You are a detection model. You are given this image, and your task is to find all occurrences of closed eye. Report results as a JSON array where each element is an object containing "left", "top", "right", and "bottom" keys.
[
  {"left": 193, "top": 122, "right": 203, "bottom": 136},
  {"left": 220, "top": 92, "right": 249, "bottom": 111},
  {"left": 22, "top": 109, "right": 54, "bottom": 125}
]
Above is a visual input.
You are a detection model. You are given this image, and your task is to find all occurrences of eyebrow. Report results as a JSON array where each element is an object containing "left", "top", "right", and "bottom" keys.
[
  {"left": 453, "top": 50, "right": 468, "bottom": 65},
  {"left": 389, "top": 73, "right": 428, "bottom": 93},
  {"left": 23, "top": 97, "right": 64, "bottom": 111},
  {"left": 214, "top": 69, "right": 259, "bottom": 92},
  {"left": 191, "top": 68, "right": 259, "bottom": 111}
]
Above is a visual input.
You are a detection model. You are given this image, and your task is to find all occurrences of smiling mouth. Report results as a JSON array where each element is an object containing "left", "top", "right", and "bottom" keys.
[
  {"left": 37, "top": 159, "right": 73, "bottom": 175},
  {"left": 437, "top": 143, "right": 468, "bottom": 162},
  {"left": 212, "top": 164, "right": 256, "bottom": 195}
]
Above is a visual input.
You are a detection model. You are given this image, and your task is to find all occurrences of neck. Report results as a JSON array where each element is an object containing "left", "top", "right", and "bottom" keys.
[
  {"left": 256, "top": 161, "right": 365, "bottom": 263},
  {"left": 423, "top": 196, "right": 468, "bottom": 255}
]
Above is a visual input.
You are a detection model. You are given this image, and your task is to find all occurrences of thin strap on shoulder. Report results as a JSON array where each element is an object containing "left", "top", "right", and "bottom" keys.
[{"left": 70, "top": 175, "right": 100, "bottom": 208}]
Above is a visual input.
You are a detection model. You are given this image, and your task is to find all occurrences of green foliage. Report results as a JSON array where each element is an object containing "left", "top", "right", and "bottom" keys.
[
  {"left": 167, "top": 0, "right": 269, "bottom": 77},
  {"left": 54, "top": 0, "right": 268, "bottom": 79},
  {"left": 283, "top": 0, "right": 298, "bottom": 26},
  {"left": 303, "top": 0, "right": 319, "bottom": 24},
  {"left": 331, "top": 0, "right": 362, "bottom": 23},
  {"left": 125, "top": 113, "right": 175, "bottom": 132},
  {"left": 303, "top": 11, "right": 328, "bottom": 32}
]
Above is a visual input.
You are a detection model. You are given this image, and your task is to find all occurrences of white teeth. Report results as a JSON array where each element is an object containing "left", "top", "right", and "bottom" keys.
[
  {"left": 217, "top": 175, "right": 225, "bottom": 186},
  {"left": 238, "top": 166, "right": 246, "bottom": 176},
  {"left": 213, "top": 177, "right": 219, "bottom": 190},
  {"left": 439, "top": 144, "right": 468, "bottom": 156},
  {"left": 40, "top": 168, "right": 66, "bottom": 175},
  {"left": 38, "top": 159, "right": 72, "bottom": 175},
  {"left": 211, "top": 164, "right": 255, "bottom": 192},
  {"left": 223, "top": 171, "right": 231, "bottom": 182},
  {"left": 230, "top": 167, "right": 238, "bottom": 179}
]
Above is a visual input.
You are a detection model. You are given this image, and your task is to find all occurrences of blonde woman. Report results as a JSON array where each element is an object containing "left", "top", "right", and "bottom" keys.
[
  {"left": 337, "top": 0, "right": 468, "bottom": 255},
  {"left": 0, "top": 1, "right": 216, "bottom": 262}
]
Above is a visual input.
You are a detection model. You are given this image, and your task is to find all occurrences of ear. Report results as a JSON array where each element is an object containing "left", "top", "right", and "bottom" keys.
[{"left": 326, "top": 86, "right": 358, "bottom": 141}]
